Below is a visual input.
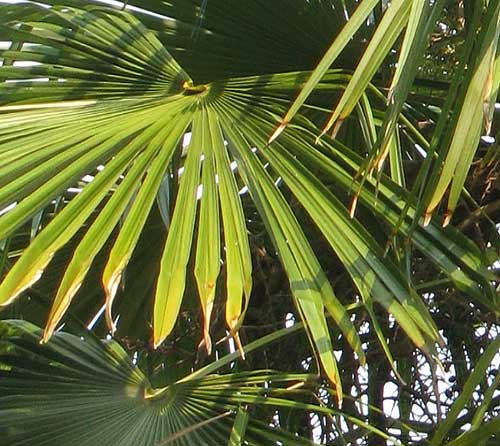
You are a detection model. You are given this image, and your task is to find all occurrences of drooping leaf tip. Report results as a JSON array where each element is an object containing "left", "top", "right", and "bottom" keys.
[
  {"left": 201, "top": 299, "right": 214, "bottom": 354},
  {"left": 233, "top": 331, "right": 246, "bottom": 360},
  {"left": 152, "top": 339, "right": 163, "bottom": 350},
  {"left": 105, "top": 305, "right": 117, "bottom": 335},
  {"left": 203, "top": 330, "right": 212, "bottom": 355},
  {"left": 484, "top": 116, "right": 493, "bottom": 136},
  {"left": 41, "top": 328, "right": 53, "bottom": 344},
  {"left": 423, "top": 212, "right": 432, "bottom": 227},
  {"left": 442, "top": 212, "right": 452, "bottom": 228},
  {"left": 335, "top": 385, "right": 343, "bottom": 407},
  {"left": 103, "top": 271, "right": 122, "bottom": 333},
  {"left": 349, "top": 193, "right": 359, "bottom": 219}
]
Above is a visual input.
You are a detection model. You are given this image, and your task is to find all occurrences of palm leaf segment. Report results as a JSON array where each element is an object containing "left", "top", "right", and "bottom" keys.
[{"left": 0, "top": 4, "right": 495, "bottom": 393}]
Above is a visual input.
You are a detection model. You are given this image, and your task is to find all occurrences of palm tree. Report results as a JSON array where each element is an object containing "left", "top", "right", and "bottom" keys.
[{"left": 0, "top": 1, "right": 499, "bottom": 445}]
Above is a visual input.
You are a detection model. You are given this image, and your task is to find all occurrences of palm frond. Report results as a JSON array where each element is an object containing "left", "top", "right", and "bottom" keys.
[{"left": 0, "top": 319, "right": 382, "bottom": 446}]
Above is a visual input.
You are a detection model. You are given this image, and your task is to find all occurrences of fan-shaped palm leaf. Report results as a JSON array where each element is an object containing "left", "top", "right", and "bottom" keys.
[{"left": 0, "top": 319, "right": 394, "bottom": 446}]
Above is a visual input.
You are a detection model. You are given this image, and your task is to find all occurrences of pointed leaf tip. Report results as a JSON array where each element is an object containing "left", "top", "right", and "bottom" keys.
[
  {"left": 423, "top": 212, "right": 432, "bottom": 227},
  {"left": 442, "top": 212, "right": 452, "bottom": 228},
  {"left": 317, "top": 118, "right": 344, "bottom": 145},
  {"left": 44, "top": 281, "right": 83, "bottom": 344},
  {"left": 105, "top": 305, "right": 117, "bottom": 335},
  {"left": 104, "top": 271, "right": 122, "bottom": 333},
  {"left": 153, "top": 337, "right": 164, "bottom": 350},
  {"left": 203, "top": 332, "right": 212, "bottom": 355},
  {"left": 233, "top": 331, "right": 246, "bottom": 360},
  {"left": 269, "top": 121, "right": 288, "bottom": 144},
  {"left": 349, "top": 194, "right": 359, "bottom": 219},
  {"left": 41, "top": 327, "right": 53, "bottom": 344},
  {"left": 334, "top": 383, "right": 343, "bottom": 406},
  {"left": 203, "top": 300, "right": 214, "bottom": 354}
]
